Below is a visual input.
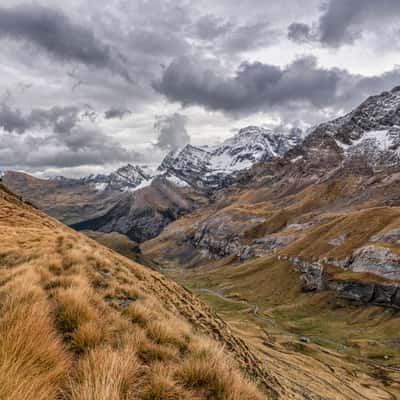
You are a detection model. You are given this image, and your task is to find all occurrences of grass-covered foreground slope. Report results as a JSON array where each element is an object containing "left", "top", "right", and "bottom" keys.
[{"left": 0, "top": 184, "right": 272, "bottom": 400}]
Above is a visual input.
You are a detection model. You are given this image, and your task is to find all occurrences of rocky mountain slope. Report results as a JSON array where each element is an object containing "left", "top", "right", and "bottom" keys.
[
  {"left": 2, "top": 168, "right": 208, "bottom": 242},
  {"left": 0, "top": 183, "right": 274, "bottom": 399},
  {"left": 71, "top": 175, "right": 208, "bottom": 243},
  {"left": 2, "top": 170, "right": 123, "bottom": 225}
]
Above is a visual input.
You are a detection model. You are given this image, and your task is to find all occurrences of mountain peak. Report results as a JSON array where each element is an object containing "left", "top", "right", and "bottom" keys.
[
  {"left": 81, "top": 163, "right": 154, "bottom": 193},
  {"left": 159, "top": 124, "right": 303, "bottom": 190}
]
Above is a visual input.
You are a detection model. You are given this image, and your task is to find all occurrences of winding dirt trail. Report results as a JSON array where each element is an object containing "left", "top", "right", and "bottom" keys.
[
  {"left": 196, "top": 287, "right": 400, "bottom": 372},
  {"left": 194, "top": 287, "right": 400, "bottom": 400}
]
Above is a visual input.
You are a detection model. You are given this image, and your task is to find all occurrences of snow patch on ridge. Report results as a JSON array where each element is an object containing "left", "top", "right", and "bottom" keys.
[{"left": 158, "top": 125, "right": 303, "bottom": 189}]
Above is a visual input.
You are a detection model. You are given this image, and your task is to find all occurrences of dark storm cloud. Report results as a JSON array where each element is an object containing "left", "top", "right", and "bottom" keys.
[
  {"left": 154, "top": 55, "right": 400, "bottom": 116},
  {"left": 0, "top": 130, "right": 141, "bottom": 168},
  {"left": 104, "top": 107, "right": 132, "bottom": 120},
  {"left": 0, "top": 3, "right": 131, "bottom": 81},
  {"left": 0, "top": 106, "right": 141, "bottom": 169},
  {"left": 0, "top": 104, "right": 30, "bottom": 134},
  {"left": 288, "top": 0, "right": 400, "bottom": 47},
  {"left": 154, "top": 113, "right": 190, "bottom": 151},
  {"left": 0, "top": 105, "right": 89, "bottom": 134}
]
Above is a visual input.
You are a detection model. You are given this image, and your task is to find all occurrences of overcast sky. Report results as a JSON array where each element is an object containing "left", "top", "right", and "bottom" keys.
[{"left": 1, "top": 0, "right": 400, "bottom": 177}]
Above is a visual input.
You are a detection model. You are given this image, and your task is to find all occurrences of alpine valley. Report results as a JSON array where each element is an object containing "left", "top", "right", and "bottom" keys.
[{"left": 3, "top": 87, "right": 400, "bottom": 399}]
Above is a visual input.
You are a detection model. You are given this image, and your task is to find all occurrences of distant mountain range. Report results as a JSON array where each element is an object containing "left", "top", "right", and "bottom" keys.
[
  {"left": 2, "top": 126, "right": 303, "bottom": 241},
  {"left": 3, "top": 87, "right": 400, "bottom": 251}
]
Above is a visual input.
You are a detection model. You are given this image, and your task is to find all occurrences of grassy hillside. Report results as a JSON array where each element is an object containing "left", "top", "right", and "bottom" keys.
[{"left": 0, "top": 184, "right": 270, "bottom": 400}]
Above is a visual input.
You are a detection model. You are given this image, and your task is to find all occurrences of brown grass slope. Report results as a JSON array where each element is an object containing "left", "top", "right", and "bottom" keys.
[{"left": 0, "top": 184, "right": 274, "bottom": 400}]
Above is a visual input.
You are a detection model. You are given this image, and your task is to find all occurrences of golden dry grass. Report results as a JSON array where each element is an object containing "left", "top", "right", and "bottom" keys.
[{"left": 0, "top": 185, "right": 266, "bottom": 400}]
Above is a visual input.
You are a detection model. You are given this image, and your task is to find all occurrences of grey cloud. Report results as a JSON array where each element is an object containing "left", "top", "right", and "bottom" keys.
[
  {"left": 0, "top": 120, "right": 141, "bottom": 169},
  {"left": 154, "top": 54, "right": 400, "bottom": 119},
  {"left": 194, "top": 15, "right": 232, "bottom": 40},
  {"left": 192, "top": 15, "right": 278, "bottom": 53},
  {"left": 289, "top": 0, "right": 400, "bottom": 47},
  {"left": 129, "top": 29, "right": 189, "bottom": 56},
  {"left": 0, "top": 103, "right": 139, "bottom": 168},
  {"left": 104, "top": 107, "right": 132, "bottom": 120},
  {"left": 0, "top": 105, "right": 91, "bottom": 134},
  {"left": 287, "top": 22, "right": 315, "bottom": 43},
  {"left": 221, "top": 22, "right": 279, "bottom": 53},
  {"left": 154, "top": 113, "right": 190, "bottom": 151},
  {"left": 0, "top": 104, "right": 30, "bottom": 134},
  {"left": 0, "top": 4, "right": 131, "bottom": 81}
]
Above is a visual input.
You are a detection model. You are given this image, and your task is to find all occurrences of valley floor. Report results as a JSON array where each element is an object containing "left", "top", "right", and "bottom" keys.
[{"left": 157, "top": 259, "right": 400, "bottom": 400}]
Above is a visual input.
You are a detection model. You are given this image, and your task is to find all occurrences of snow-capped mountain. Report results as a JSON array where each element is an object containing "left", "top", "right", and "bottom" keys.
[
  {"left": 308, "top": 87, "right": 400, "bottom": 167},
  {"left": 81, "top": 164, "right": 154, "bottom": 192},
  {"left": 159, "top": 126, "right": 303, "bottom": 190}
]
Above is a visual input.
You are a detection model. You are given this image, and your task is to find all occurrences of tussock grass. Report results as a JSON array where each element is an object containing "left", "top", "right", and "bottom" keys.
[
  {"left": 176, "top": 339, "right": 263, "bottom": 400},
  {"left": 70, "top": 320, "right": 105, "bottom": 353},
  {"left": 69, "top": 346, "right": 138, "bottom": 400},
  {"left": 123, "top": 302, "right": 149, "bottom": 326},
  {"left": 146, "top": 319, "right": 191, "bottom": 351},
  {"left": 0, "top": 274, "right": 69, "bottom": 400},
  {"left": 140, "top": 362, "right": 194, "bottom": 400},
  {"left": 54, "top": 287, "right": 98, "bottom": 335},
  {"left": 0, "top": 185, "right": 265, "bottom": 399}
]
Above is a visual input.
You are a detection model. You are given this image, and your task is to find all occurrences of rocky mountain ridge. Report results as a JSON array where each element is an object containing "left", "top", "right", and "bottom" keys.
[
  {"left": 79, "top": 163, "right": 154, "bottom": 192},
  {"left": 291, "top": 87, "right": 400, "bottom": 169},
  {"left": 159, "top": 125, "right": 303, "bottom": 191}
]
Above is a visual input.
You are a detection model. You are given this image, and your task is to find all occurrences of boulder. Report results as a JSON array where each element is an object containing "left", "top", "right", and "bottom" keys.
[
  {"left": 373, "top": 284, "right": 398, "bottom": 305},
  {"left": 336, "top": 281, "right": 375, "bottom": 303}
]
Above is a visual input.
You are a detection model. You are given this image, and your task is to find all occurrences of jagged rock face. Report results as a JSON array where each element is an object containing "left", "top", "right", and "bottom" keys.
[
  {"left": 349, "top": 246, "right": 400, "bottom": 280},
  {"left": 334, "top": 281, "right": 400, "bottom": 309},
  {"left": 239, "top": 234, "right": 298, "bottom": 261},
  {"left": 305, "top": 88, "right": 400, "bottom": 168},
  {"left": 159, "top": 126, "right": 303, "bottom": 191},
  {"left": 191, "top": 210, "right": 265, "bottom": 258},
  {"left": 80, "top": 164, "right": 154, "bottom": 192},
  {"left": 72, "top": 177, "right": 206, "bottom": 243},
  {"left": 335, "top": 280, "right": 376, "bottom": 303},
  {"left": 283, "top": 256, "right": 400, "bottom": 309},
  {"left": 284, "top": 256, "right": 326, "bottom": 292}
]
